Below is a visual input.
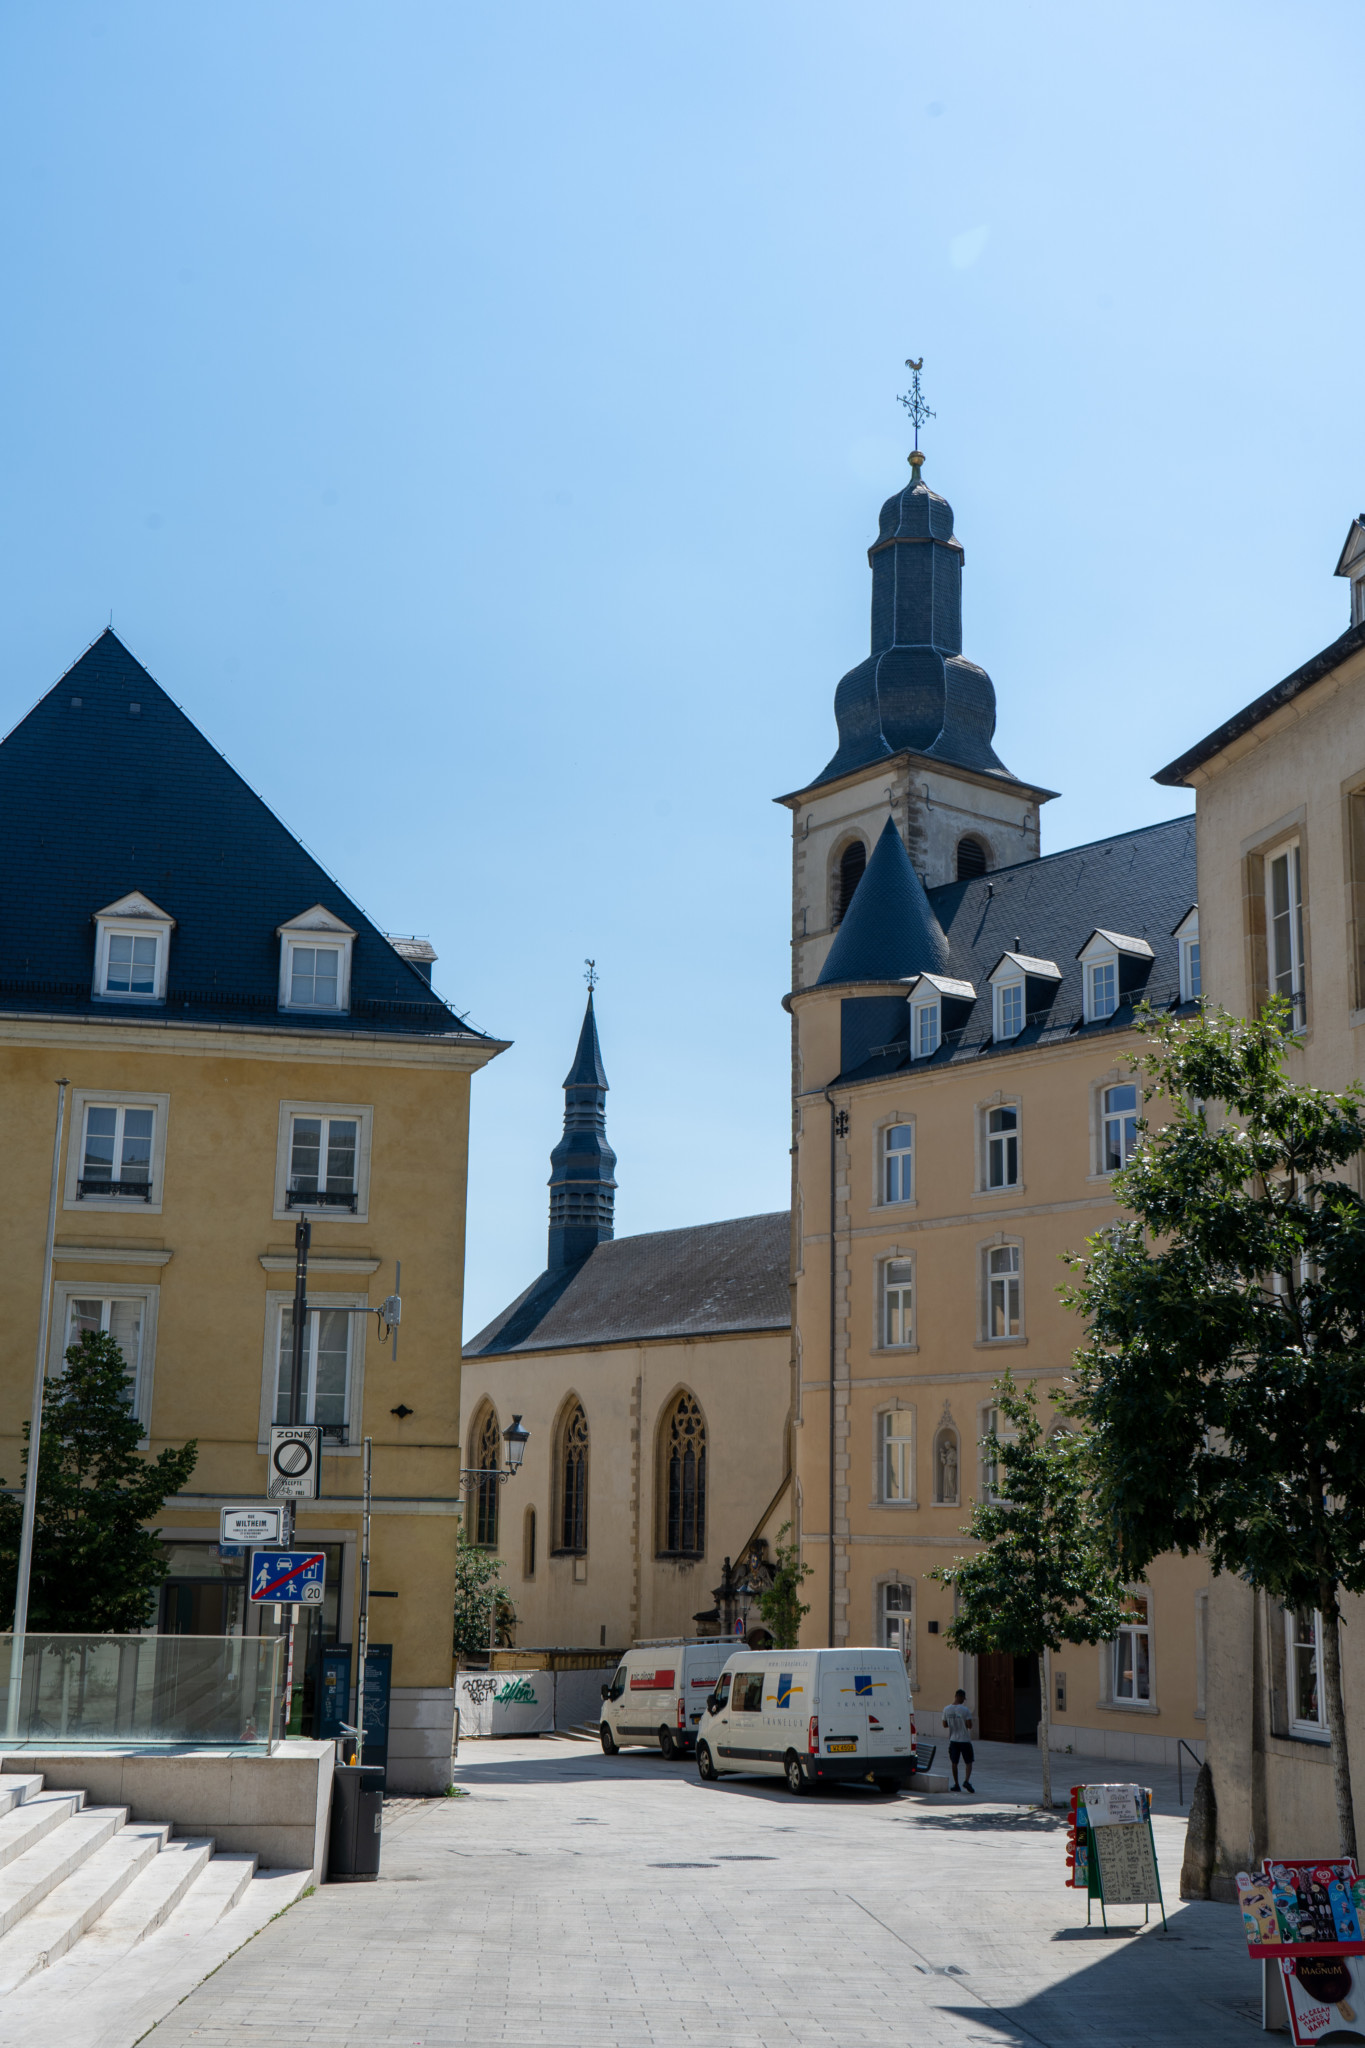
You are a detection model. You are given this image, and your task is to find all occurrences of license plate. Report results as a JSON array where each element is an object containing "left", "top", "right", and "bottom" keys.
[{"left": 826, "top": 1741, "right": 857, "bottom": 1753}]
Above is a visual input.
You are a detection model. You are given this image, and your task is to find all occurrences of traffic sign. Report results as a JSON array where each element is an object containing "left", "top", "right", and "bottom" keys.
[
  {"left": 221, "top": 1505, "right": 292, "bottom": 1546},
  {"left": 267, "top": 1424, "right": 321, "bottom": 1500},
  {"left": 249, "top": 1550, "right": 326, "bottom": 1606}
]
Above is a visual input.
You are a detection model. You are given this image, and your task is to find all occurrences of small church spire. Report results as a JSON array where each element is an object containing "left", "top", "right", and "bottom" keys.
[{"left": 546, "top": 983, "right": 617, "bottom": 1271}]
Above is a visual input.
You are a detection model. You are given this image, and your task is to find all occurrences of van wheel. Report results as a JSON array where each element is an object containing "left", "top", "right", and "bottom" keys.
[
  {"left": 875, "top": 1777, "right": 902, "bottom": 1797},
  {"left": 659, "top": 1727, "right": 677, "bottom": 1760},
  {"left": 600, "top": 1723, "right": 618, "bottom": 1755},
  {"left": 784, "top": 1752, "right": 808, "bottom": 1796},
  {"left": 697, "top": 1742, "right": 718, "bottom": 1782}
]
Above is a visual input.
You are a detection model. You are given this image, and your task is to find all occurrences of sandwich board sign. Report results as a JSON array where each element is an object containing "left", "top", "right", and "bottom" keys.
[
  {"left": 249, "top": 1550, "right": 326, "bottom": 1606},
  {"left": 267, "top": 1424, "right": 321, "bottom": 1500},
  {"left": 221, "top": 1505, "right": 291, "bottom": 1547}
]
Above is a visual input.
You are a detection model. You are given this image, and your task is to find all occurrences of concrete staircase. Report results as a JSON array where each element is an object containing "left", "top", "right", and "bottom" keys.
[{"left": 0, "top": 1771, "right": 310, "bottom": 2047}]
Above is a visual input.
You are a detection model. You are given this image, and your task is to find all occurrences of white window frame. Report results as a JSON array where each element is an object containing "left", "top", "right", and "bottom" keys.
[
  {"left": 276, "top": 906, "right": 356, "bottom": 1015},
  {"left": 63, "top": 1089, "right": 171, "bottom": 1216},
  {"left": 879, "top": 1578, "right": 914, "bottom": 1678},
  {"left": 880, "top": 1255, "right": 915, "bottom": 1350},
  {"left": 1086, "top": 953, "right": 1120, "bottom": 1022},
  {"left": 881, "top": 1123, "right": 914, "bottom": 1205},
  {"left": 983, "top": 1242, "right": 1022, "bottom": 1341},
  {"left": 49, "top": 1279, "right": 159, "bottom": 1435},
  {"left": 1100, "top": 1082, "right": 1140, "bottom": 1175},
  {"left": 258, "top": 1289, "right": 368, "bottom": 1455},
  {"left": 1109, "top": 1587, "right": 1154, "bottom": 1708},
  {"left": 879, "top": 1408, "right": 915, "bottom": 1505},
  {"left": 980, "top": 1401, "right": 1014, "bottom": 1501},
  {"left": 91, "top": 893, "right": 175, "bottom": 1005},
  {"left": 1174, "top": 908, "right": 1201, "bottom": 1003},
  {"left": 1267, "top": 842, "right": 1306, "bottom": 1023},
  {"left": 912, "top": 998, "right": 941, "bottom": 1059},
  {"left": 984, "top": 1103, "right": 1020, "bottom": 1190},
  {"left": 274, "top": 1101, "right": 374, "bottom": 1224},
  {"left": 1286, "top": 1605, "right": 1329, "bottom": 1740},
  {"left": 993, "top": 979, "right": 1025, "bottom": 1041}
]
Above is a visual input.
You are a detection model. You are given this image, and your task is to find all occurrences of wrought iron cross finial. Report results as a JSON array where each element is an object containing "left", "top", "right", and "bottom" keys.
[
  {"left": 584, "top": 958, "right": 598, "bottom": 993},
  {"left": 898, "top": 356, "right": 935, "bottom": 454}
]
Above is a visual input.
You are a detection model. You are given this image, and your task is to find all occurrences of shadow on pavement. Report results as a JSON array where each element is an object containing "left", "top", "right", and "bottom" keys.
[{"left": 895, "top": 1807, "right": 1068, "bottom": 1833}]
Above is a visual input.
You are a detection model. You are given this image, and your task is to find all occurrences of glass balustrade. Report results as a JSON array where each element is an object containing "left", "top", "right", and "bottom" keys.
[{"left": 0, "top": 1634, "right": 281, "bottom": 1750}]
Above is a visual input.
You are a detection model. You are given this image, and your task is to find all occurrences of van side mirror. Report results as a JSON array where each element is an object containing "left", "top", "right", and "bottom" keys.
[
  {"left": 601, "top": 1684, "right": 610, "bottom": 1700},
  {"left": 706, "top": 1695, "right": 720, "bottom": 1715}
]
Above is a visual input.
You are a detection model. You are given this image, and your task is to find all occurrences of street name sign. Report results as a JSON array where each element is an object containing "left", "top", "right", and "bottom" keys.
[
  {"left": 221, "top": 1505, "right": 291, "bottom": 1546},
  {"left": 267, "top": 1424, "right": 321, "bottom": 1500},
  {"left": 249, "top": 1550, "right": 326, "bottom": 1606}
]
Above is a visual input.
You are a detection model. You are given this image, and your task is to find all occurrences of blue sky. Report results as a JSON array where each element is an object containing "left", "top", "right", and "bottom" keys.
[{"left": 1, "top": 3, "right": 1361, "bottom": 1336}]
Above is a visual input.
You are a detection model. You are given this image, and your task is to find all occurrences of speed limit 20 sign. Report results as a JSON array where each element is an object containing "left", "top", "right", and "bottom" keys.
[{"left": 267, "top": 1424, "right": 321, "bottom": 1500}]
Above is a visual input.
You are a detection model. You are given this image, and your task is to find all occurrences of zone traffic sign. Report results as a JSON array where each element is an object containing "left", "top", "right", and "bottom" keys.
[
  {"left": 249, "top": 1550, "right": 326, "bottom": 1606},
  {"left": 267, "top": 1424, "right": 321, "bottom": 1500}
]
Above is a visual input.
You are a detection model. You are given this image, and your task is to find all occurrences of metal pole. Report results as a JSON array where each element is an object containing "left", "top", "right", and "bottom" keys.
[
  {"left": 283, "top": 1605, "right": 298, "bottom": 1738},
  {"left": 824, "top": 1087, "right": 839, "bottom": 1649},
  {"left": 356, "top": 1434, "right": 372, "bottom": 1764},
  {"left": 289, "top": 1214, "right": 310, "bottom": 1427},
  {"left": 7, "top": 1080, "right": 69, "bottom": 1740}
]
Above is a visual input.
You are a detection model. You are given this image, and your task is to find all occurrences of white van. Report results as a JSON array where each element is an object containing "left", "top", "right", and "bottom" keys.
[
  {"left": 695, "top": 1647, "right": 918, "bottom": 1795},
  {"left": 598, "top": 1639, "right": 730, "bottom": 1758}
]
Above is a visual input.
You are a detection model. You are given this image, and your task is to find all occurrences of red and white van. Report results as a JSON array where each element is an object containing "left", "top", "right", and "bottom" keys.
[{"left": 599, "top": 1639, "right": 730, "bottom": 1758}]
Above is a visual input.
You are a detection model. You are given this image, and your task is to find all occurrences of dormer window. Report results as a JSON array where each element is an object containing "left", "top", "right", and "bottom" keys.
[
  {"left": 92, "top": 893, "right": 175, "bottom": 1005},
  {"left": 277, "top": 906, "right": 356, "bottom": 1014},
  {"left": 995, "top": 981, "right": 1024, "bottom": 1039},
  {"left": 987, "top": 952, "right": 1061, "bottom": 1044},
  {"left": 1077, "top": 929, "right": 1155, "bottom": 1025},
  {"left": 912, "top": 998, "right": 941, "bottom": 1059},
  {"left": 1173, "top": 908, "right": 1200, "bottom": 1003},
  {"left": 906, "top": 972, "right": 976, "bottom": 1059}
]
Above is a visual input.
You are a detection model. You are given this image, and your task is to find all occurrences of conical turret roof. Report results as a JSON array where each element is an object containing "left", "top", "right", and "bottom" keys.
[
  {"left": 815, "top": 816, "right": 950, "bottom": 986},
  {"left": 563, "top": 991, "right": 609, "bottom": 1088}
]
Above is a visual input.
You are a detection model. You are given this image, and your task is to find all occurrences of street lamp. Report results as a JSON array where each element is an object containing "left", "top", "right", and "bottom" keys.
[{"left": 502, "top": 1414, "right": 529, "bottom": 1474}]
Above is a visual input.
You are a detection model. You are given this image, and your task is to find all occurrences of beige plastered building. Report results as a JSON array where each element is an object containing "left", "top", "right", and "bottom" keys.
[{"left": 1154, "top": 514, "right": 1365, "bottom": 1875}]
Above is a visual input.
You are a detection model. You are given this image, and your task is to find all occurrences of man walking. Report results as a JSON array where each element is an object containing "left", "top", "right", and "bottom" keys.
[{"left": 943, "top": 1689, "right": 975, "bottom": 1793}]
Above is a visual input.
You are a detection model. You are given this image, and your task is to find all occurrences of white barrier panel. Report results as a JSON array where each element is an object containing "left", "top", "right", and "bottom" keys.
[{"left": 457, "top": 1670, "right": 556, "bottom": 1736}]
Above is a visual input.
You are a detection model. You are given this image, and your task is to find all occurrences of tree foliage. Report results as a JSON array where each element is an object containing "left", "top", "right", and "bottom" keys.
[
  {"left": 932, "top": 1372, "right": 1125, "bottom": 1806},
  {"left": 452, "top": 1540, "right": 516, "bottom": 1664},
  {"left": 0, "top": 1331, "right": 198, "bottom": 1632},
  {"left": 753, "top": 1524, "right": 812, "bottom": 1649},
  {"left": 1064, "top": 999, "right": 1365, "bottom": 1855}
]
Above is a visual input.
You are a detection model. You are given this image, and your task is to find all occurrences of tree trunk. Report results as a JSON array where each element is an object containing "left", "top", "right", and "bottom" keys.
[
  {"left": 1320, "top": 1582, "right": 1357, "bottom": 1862},
  {"left": 1039, "top": 1648, "right": 1053, "bottom": 1809}
]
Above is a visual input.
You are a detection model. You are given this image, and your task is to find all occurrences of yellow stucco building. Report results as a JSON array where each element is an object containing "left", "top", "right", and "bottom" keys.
[
  {"left": 782, "top": 453, "right": 1210, "bottom": 1766},
  {"left": 0, "top": 632, "right": 504, "bottom": 1790},
  {"left": 1153, "top": 513, "right": 1365, "bottom": 1874}
]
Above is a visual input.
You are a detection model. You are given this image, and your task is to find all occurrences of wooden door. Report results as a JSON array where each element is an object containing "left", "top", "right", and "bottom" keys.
[{"left": 976, "top": 1653, "right": 1014, "bottom": 1742}]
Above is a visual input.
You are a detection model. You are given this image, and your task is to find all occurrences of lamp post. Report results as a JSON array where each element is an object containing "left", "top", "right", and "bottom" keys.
[{"left": 459, "top": 1416, "right": 529, "bottom": 1661}]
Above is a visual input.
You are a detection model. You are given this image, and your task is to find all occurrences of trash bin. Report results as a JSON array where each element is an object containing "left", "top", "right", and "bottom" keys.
[{"left": 328, "top": 1763, "right": 384, "bottom": 1882}]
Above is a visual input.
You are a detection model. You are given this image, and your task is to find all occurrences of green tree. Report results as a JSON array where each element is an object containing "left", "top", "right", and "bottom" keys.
[
  {"left": 754, "top": 1524, "right": 813, "bottom": 1649},
  {"left": 931, "top": 1372, "right": 1125, "bottom": 1808},
  {"left": 1064, "top": 999, "right": 1365, "bottom": 1858},
  {"left": 0, "top": 1331, "right": 198, "bottom": 1632},
  {"left": 452, "top": 1540, "right": 516, "bottom": 1664}
]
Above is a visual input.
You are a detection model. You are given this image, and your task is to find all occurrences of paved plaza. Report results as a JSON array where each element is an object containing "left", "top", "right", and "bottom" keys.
[{"left": 147, "top": 1736, "right": 1260, "bottom": 2047}]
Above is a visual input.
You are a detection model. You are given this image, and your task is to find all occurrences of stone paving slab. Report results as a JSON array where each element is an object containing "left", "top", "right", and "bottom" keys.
[{"left": 145, "top": 1737, "right": 1259, "bottom": 2047}]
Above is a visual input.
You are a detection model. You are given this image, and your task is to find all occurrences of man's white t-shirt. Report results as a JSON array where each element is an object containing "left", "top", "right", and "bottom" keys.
[{"left": 942, "top": 1702, "right": 973, "bottom": 1742}]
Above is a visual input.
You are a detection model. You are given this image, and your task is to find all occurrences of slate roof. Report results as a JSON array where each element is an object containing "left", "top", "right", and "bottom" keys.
[
  {"left": 829, "top": 813, "right": 1197, "bottom": 1085},
  {"left": 465, "top": 1212, "right": 791, "bottom": 1357},
  {"left": 817, "top": 816, "right": 950, "bottom": 986},
  {"left": 1154, "top": 618, "right": 1365, "bottom": 786},
  {"left": 0, "top": 632, "right": 491, "bottom": 1040}
]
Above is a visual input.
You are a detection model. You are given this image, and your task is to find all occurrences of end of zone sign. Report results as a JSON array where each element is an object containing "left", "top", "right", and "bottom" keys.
[
  {"left": 250, "top": 1550, "right": 326, "bottom": 1606},
  {"left": 267, "top": 1425, "right": 321, "bottom": 1500}
]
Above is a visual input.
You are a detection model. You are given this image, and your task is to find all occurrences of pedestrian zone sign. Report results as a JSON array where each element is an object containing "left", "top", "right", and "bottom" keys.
[{"left": 249, "top": 1550, "right": 326, "bottom": 1606}]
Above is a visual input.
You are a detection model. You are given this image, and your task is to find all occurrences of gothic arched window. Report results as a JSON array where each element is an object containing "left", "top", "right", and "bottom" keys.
[
  {"left": 833, "top": 839, "right": 867, "bottom": 927},
  {"left": 956, "top": 835, "right": 988, "bottom": 881},
  {"left": 558, "top": 1400, "right": 589, "bottom": 1554},
  {"left": 470, "top": 1403, "right": 501, "bottom": 1548},
  {"left": 661, "top": 1391, "right": 707, "bottom": 1557}
]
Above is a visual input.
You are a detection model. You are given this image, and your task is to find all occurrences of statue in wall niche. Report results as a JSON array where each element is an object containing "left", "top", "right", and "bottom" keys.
[{"left": 937, "top": 1433, "right": 958, "bottom": 1505}]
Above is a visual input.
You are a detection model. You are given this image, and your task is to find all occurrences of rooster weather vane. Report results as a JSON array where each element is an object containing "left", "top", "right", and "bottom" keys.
[{"left": 898, "top": 357, "right": 935, "bottom": 466}]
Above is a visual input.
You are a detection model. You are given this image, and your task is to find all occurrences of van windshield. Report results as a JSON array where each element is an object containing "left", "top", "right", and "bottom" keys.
[{"left": 711, "top": 1673, "right": 731, "bottom": 1708}]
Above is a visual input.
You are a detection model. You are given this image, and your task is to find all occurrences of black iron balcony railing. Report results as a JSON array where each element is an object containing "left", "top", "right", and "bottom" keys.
[
  {"left": 77, "top": 1178, "right": 152, "bottom": 1200},
  {"left": 285, "top": 1186, "right": 358, "bottom": 1211},
  {"left": 319, "top": 1422, "right": 348, "bottom": 1443}
]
